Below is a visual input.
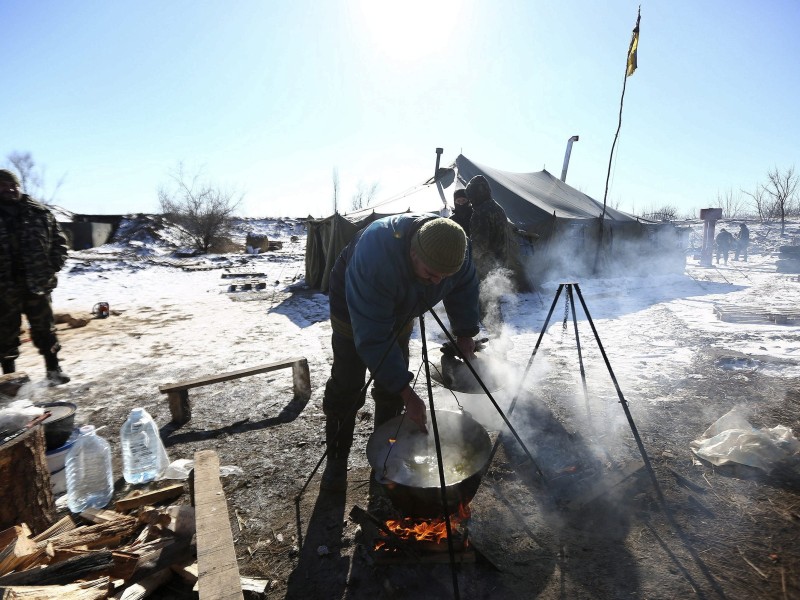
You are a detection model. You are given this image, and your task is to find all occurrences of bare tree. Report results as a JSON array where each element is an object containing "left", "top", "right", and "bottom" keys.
[
  {"left": 332, "top": 167, "right": 340, "bottom": 214},
  {"left": 717, "top": 188, "right": 746, "bottom": 219},
  {"left": 6, "top": 151, "right": 65, "bottom": 205},
  {"left": 158, "top": 163, "right": 242, "bottom": 253},
  {"left": 764, "top": 166, "right": 798, "bottom": 235},
  {"left": 741, "top": 183, "right": 773, "bottom": 223},
  {"left": 640, "top": 204, "right": 679, "bottom": 222},
  {"left": 350, "top": 180, "right": 380, "bottom": 212}
]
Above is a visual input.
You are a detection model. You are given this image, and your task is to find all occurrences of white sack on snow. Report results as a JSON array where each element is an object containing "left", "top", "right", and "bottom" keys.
[{"left": 690, "top": 409, "right": 800, "bottom": 473}]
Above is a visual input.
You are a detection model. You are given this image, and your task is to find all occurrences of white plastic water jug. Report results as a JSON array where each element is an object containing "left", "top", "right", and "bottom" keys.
[
  {"left": 120, "top": 407, "right": 169, "bottom": 484},
  {"left": 64, "top": 425, "right": 114, "bottom": 513}
]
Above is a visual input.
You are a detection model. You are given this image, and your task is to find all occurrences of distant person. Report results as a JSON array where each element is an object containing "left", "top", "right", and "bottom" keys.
[
  {"left": 0, "top": 169, "right": 70, "bottom": 384},
  {"left": 466, "top": 175, "right": 509, "bottom": 326},
  {"left": 715, "top": 227, "right": 734, "bottom": 265},
  {"left": 734, "top": 223, "right": 750, "bottom": 262},
  {"left": 321, "top": 214, "right": 480, "bottom": 491},
  {"left": 450, "top": 188, "right": 472, "bottom": 236}
]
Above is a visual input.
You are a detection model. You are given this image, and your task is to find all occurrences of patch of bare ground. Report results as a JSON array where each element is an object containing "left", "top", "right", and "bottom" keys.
[{"left": 13, "top": 302, "right": 800, "bottom": 600}]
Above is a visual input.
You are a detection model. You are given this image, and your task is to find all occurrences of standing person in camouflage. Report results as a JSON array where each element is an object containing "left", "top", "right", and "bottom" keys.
[
  {"left": 450, "top": 188, "right": 472, "bottom": 236},
  {"left": 0, "top": 169, "right": 70, "bottom": 384},
  {"left": 465, "top": 175, "right": 509, "bottom": 326},
  {"left": 466, "top": 175, "right": 508, "bottom": 277}
]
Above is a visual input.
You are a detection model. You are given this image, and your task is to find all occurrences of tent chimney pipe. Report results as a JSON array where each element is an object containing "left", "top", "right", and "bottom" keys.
[
  {"left": 434, "top": 147, "right": 443, "bottom": 179},
  {"left": 560, "top": 135, "right": 579, "bottom": 182}
]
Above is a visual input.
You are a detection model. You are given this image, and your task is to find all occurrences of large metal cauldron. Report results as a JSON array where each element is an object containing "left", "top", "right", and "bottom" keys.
[{"left": 367, "top": 409, "right": 492, "bottom": 518}]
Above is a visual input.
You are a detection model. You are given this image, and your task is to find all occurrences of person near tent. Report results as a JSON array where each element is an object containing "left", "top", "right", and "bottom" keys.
[
  {"left": 466, "top": 174, "right": 509, "bottom": 326},
  {"left": 0, "top": 169, "right": 70, "bottom": 384},
  {"left": 321, "top": 214, "right": 480, "bottom": 491},
  {"left": 734, "top": 222, "right": 750, "bottom": 262},
  {"left": 450, "top": 188, "right": 472, "bottom": 236},
  {"left": 715, "top": 227, "right": 734, "bottom": 265}
]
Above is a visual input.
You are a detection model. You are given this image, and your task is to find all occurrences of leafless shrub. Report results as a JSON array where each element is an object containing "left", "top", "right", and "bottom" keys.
[
  {"left": 351, "top": 180, "right": 380, "bottom": 211},
  {"left": 158, "top": 163, "right": 242, "bottom": 253},
  {"left": 640, "top": 204, "right": 679, "bottom": 222},
  {"left": 717, "top": 188, "right": 746, "bottom": 219},
  {"left": 764, "top": 166, "right": 798, "bottom": 235},
  {"left": 5, "top": 150, "right": 65, "bottom": 205}
]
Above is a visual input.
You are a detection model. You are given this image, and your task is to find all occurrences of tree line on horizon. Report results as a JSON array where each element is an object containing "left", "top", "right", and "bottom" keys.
[{"left": 5, "top": 151, "right": 799, "bottom": 251}]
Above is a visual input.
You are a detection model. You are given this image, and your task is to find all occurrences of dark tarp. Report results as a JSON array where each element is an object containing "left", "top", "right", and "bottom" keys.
[
  {"left": 305, "top": 154, "right": 689, "bottom": 292},
  {"left": 305, "top": 212, "right": 390, "bottom": 292}
]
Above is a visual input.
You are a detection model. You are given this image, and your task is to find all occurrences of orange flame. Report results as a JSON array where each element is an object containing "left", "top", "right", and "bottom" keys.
[{"left": 380, "top": 503, "right": 471, "bottom": 545}]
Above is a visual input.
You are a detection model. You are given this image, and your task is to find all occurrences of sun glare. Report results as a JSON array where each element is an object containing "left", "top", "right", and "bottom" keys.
[{"left": 355, "top": 0, "right": 461, "bottom": 62}]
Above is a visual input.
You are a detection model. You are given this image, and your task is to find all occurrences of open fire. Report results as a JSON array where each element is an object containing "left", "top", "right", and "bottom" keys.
[{"left": 375, "top": 503, "right": 471, "bottom": 552}]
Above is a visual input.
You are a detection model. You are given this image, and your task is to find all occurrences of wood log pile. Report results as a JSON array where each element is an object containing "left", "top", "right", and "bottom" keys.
[{"left": 0, "top": 486, "right": 198, "bottom": 599}]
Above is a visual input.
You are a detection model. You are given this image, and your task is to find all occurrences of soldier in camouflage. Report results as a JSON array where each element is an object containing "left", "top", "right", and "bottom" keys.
[
  {"left": 465, "top": 175, "right": 509, "bottom": 327},
  {"left": 466, "top": 175, "right": 508, "bottom": 277},
  {"left": 0, "top": 169, "right": 70, "bottom": 385}
]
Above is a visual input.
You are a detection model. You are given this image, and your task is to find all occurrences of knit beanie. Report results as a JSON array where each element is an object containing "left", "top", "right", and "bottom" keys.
[
  {"left": 453, "top": 188, "right": 467, "bottom": 200},
  {"left": 465, "top": 175, "right": 492, "bottom": 204},
  {"left": 0, "top": 169, "right": 20, "bottom": 186},
  {"left": 411, "top": 218, "right": 467, "bottom": 274}
]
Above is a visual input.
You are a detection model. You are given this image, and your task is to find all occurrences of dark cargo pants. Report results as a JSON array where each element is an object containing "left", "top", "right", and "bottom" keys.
[
  {"left": 322, "top": 329, "right": 410, "bottom": 458},
  {"left": 0, "top": 291, "right": 60, "bottom": 360}
]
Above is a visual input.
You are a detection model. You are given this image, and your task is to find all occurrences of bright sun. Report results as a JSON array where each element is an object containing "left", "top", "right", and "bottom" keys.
[{"left": 355, "top": 0, "right": 461, "bottom": 62}]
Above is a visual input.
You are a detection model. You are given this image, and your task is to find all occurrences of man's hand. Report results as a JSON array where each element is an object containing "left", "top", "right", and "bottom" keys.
[
  {"left": 456, "top": 336, "right": 476, "bottom": 361},
  {"left": 399, "top": 386, "right": 428, "bottom": 434}
]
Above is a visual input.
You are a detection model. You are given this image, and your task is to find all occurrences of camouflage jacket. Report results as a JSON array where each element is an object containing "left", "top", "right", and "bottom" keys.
[
  {"left": 469, "top": 197, "right": 508, "bottom": 275},
  {"left": 0, "top": 195, "right": 68, "bottom": 295}
]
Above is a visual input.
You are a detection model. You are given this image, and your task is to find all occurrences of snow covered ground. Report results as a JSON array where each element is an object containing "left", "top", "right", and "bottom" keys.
[
  {"left": 7, "top": 214, "right": 800, "bottom": 599},
  {"left": 11, "top": 216, "right": 800, "bottom": 447}
]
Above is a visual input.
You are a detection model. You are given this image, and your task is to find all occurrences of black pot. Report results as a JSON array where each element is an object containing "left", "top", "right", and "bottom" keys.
[
  {"left": 366, "top": 410, "right": 492, "bottom": 518},
  {"left": 35, "top": 402, "right": 77, "bottom": 451}
]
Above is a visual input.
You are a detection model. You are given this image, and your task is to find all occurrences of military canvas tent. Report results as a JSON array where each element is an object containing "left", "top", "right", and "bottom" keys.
[{"left": 305, "top": 154, "right": 688, "bottom": 292}]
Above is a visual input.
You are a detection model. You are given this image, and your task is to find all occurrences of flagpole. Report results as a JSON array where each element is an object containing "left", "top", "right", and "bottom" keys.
[{"left": 594, "top": 6, "right": 640, "bottom": 273}]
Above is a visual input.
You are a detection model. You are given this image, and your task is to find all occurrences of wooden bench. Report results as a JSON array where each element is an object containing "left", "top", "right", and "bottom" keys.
[{"left": 159, "top": 357, "right": 311, "bottom": 425}]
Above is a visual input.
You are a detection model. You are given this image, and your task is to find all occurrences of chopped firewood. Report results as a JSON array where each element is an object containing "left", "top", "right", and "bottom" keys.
[
  {"left": 0, "top": 575, "right": 110, "bottom": 599},
  {"left": 122, "top": 536, "right": 174, "bottom": 556},
  {"left": 164, "top": 506, "right": 195, "bottom": 538},
  {"left": 136, "top": 509, "right": 171, "bottom": 529},
  {"left": 80, "top": 508, "right": 129, "bottom": 525},
  {"left": 0, "top": 525, "right": 31, "bottom": 549},
  {"left": 114, "top": 484, "right": 184, "bottom": 512},
  {"left": 0, "top": 525, "right": 39, "bottom": 576},
  {"left": 47, "top": 517, "right": 139, "bottom": 551},
  {"left": 127, "top": 524, "right": 162, "bottom": 547},
  {"left": 169, "top": 558, "right": 198, "bottom": 585},
  {"left": 240, "top": 576, "right": 269, "bottom": 597},
  {"left": 48, "top": 548, "right": 140, "bottom": 581},
  {"left": 110, "top": 567, "right": 172, "bottom": 600},
  {"left": 0, "top": 550, "right": 112, "bottom": 586},
  {"left": 11, "top": 542, "right": 53, "bottom": 572},
  {"left": 122, "top": 536, "right": 194, "bottom": 589},
  {"left": 32, "top": 516, "right": 78, "bottom": 543}
]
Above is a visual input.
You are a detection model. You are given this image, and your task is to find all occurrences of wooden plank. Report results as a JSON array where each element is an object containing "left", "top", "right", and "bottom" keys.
[
  {"left": 194, "top": 450, "right": 243, "bottom": 600},
  {"left": 167, "top": 390, "right": 191, "bottom": 425},
  {"left": 114, "top": 484, "right": 184, "bottom": 512},
  {"left": 291, "top": 358, "right": 311, "bottom": 401},
  {"left": 159, "top": 357, "right": 307, "bottom": 393}
]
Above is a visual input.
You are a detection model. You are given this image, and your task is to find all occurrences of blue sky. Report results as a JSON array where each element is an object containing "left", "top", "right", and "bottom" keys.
[{"left": 2, "top": 1, "right": 798, "bottom": 218}]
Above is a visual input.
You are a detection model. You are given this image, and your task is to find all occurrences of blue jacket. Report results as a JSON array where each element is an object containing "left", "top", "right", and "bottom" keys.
[{"left": 329, "top": 213, "right": 480, "bottom": 393}]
